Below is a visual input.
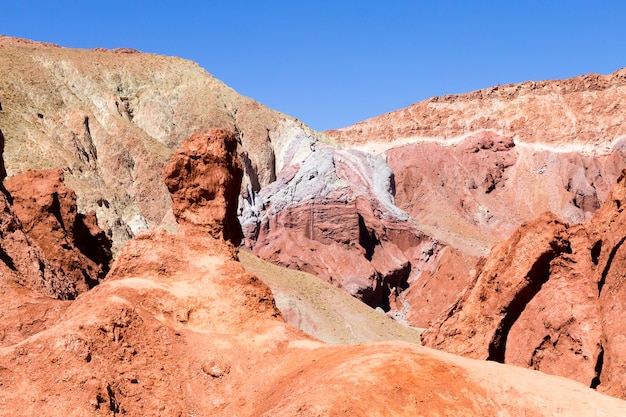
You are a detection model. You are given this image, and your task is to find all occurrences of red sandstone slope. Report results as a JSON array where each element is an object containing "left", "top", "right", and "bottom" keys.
[
  {"left": 1, "top": 128, "right": 625, "bottom": 415},
  {"left": 423, "top": 169, "right": 626, "bottom": 398}
]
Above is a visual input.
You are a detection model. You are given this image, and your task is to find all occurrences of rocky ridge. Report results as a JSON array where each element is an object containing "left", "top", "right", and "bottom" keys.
[{"left": 326, "top": 68, "right": 626, "bottom": 148}]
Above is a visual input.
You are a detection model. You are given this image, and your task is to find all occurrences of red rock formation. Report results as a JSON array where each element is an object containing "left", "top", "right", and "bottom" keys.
[
  {"left": 5, "top": 169, "right": 112, "bottom": 297},
  {"left": 423, "top": 170, "right": 626, "bottom": 398},
  {"left": 0, "top": 130, "right": 77, "bottom": 299},
  {"left": 588, "top": 170, "right": 626, "bottom": 398},
  {"left": 402, "top": 246, "right": 479, "bottom": 328},
  {"left": 0, "top": 160, "right": 624, "bottom": 416},
  {"left": 163, "top": 129, "right": 243, "bottom": 245},
  {"left": 422, "top": 213, "right": 572, "bottom": 358}
]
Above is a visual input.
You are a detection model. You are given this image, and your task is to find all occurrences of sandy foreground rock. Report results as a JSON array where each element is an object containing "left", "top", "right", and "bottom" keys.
[{"left": 4, "top": 227, "right": 626, "bottom": 416}]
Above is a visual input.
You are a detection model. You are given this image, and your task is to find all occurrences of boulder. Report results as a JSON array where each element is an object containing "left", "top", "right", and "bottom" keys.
[{"left": 163, "top": 129, "right": 243, "bottom": 245}]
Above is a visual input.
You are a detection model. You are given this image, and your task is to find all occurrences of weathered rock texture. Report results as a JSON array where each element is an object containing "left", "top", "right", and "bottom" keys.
[
  {"left": 1, "top": 126, "right": 625, "bottom": 415},
  {"left": 5, "top": 169, "right": 112, "bottom": 296},
  {"left": 385, "top": 131, "right": 625, "bottom": 254},
  {"left": 0, "top": 172, "right": 65, "bottom": 299},
  {"left": 4, "top": 223, "right": 625, "bottom": 416},
  {"left": 163, "top": 129, "right": 243, "bottom": 245},
  {"left": 423, "top": 170, "right": 626, "bottom": 399},
  {"left": 0, "top": 35, "right": 319, "bottom": 253}
]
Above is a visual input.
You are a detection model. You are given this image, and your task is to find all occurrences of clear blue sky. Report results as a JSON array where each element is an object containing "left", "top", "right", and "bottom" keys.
[{"left": 2, "top": 1, "right": 626, "bottom": 131}]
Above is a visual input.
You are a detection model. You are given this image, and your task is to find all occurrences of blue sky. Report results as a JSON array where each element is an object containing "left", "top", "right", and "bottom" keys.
[{"left": 2, "top": 1, "right": 626, "bottom": 131}]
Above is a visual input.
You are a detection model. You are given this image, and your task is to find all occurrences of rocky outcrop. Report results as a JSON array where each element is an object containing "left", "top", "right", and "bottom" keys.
[
  {"left": 421, "top": 213, "right": 573, "bottom": 359},
  {"left": 402, "top": 246, "right": 479, "bottom": 328},
  {"left": 163, "top": 129, "right": 243, "bottom": 245},
  {"left": 5, "top": 169, "right": 112, "bottom": 297},
  {"left": 423, "top": 170, "right": 626, "bottom": 398},
  {"left": 386, "top": 130, "right": 626, "bottom": 253},
  {"left": 0, "top": 129, "right": 78, "bottom": 299}
]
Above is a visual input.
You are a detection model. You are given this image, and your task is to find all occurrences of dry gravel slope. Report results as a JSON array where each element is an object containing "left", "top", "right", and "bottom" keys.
[{"left": 239, "top": 249, "right": 422, "bottom": 345}]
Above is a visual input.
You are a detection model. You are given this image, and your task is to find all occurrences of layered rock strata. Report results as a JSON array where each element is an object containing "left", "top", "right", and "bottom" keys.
[
  {"left": 243, "top": 143, "right": 444, "bottom": 311},
  {"left": 326, "top": 68, "right": 626, "bottom": 148}
]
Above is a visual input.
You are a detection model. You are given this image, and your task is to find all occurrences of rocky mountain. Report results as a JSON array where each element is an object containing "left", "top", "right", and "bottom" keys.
[
  {"left": 0, "top": 35, "right": 316, "bottom": 253},
  {"left": 1, "top": 127, "right": 625, "bottom": 416},
  {"left": 0, "top": 35, "right": 441, "bottom": 314},
  {"left": 3, "top": 35, "right": 626, "bottom": 411}
]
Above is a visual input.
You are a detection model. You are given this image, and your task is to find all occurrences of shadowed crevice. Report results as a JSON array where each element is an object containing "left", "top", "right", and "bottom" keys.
[
  {"left": 0, "top": 244, "right": 16, "bottom": 271},
  {"left": 358, "top": 214, "right": 378, "bottom": 261},
  {"left": 598, "top": 236, "right": 626, "bottom": 295},
  {"left": 591, "top": 240, "right": 602, "bottom": 265},
  {"left": 590, "top": 345, "right": 604, "bottom": 389},
  {"left": 487, "top": 250, "right": 558, "bottom": 363}
]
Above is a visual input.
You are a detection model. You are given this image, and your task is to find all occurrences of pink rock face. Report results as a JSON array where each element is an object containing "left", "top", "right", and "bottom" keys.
[
  {"left": 403, "top": 246, "right": 479, "bottom": 328},
  {"left": 163, "top": 129, "right": 244, "bottom": 245},
  {"left": 386, "top": 131, "right": 626, "bottom": 253},
  {"left": 423, "top": 170, "right": 626, "bottom": 398},
  {"left": 5, "top": 168, "right": 112, "bottom": 298},
  {"left": 254, "top": 197, "right": 413, "bottom": 309},
  {"left": 247, "top": 144, "right": 444, "bottom": 311}
]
